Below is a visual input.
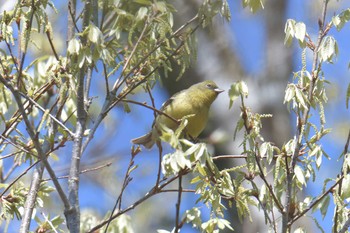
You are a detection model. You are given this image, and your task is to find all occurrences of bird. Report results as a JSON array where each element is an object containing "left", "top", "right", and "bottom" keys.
[{"left": 131, "top": 80, "right": 224, "bottom": 149}]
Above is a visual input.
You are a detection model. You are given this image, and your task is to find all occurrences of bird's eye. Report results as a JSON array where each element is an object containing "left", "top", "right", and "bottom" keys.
[{"left": 206, "top": 84, "right": 212, "bottom": 88}]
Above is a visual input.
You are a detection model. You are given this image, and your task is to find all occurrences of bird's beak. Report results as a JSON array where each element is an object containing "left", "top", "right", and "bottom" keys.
[{"left": 214, "top": 88, "right": 224, "bottom": 94}]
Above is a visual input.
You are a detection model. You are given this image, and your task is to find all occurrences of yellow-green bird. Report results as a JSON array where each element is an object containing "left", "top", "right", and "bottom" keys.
[{"left": 131, "top": 80, "right": 224, "bottom": 149}]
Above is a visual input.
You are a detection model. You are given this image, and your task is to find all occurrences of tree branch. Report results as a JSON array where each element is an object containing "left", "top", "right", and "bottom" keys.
[
  {"left": 334, "top": 128, "right": 350, "bottom": 232},
  {"left": 174, "top": 175, "right": 183, "bottom": 233},
  {"left": 0, "top": 68, "right": 71, "bottom": 233},
  {"left": 66, "top": 0, "right": 91, "bottom": 231},
  {"left": 88, "top": 169, "right": 190, "bottom": 233},
  {"left": 283, "top": 1, "right": 330, "bottom": 232}
]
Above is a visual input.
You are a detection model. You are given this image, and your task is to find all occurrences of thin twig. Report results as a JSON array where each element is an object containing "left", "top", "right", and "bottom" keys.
[
  {"left": 239, "top": 95, "right": 284, "bottom": 212},
  {"left": 0, "top": 151, "right": 23, "bottom": 160},
  {"left": 111, "top": 14, "right": 199, "bottom": 96},
  {"left": 87, "top": 169, "right": 191, "bottom": 233},
  {"left": 290, "top": 173, "right": 344, "bottom": 226},
  {"left": 16, "top": 0, "right": 36, "bottom": 89},
  {"left": 156, "top": 141, "right": 163, "bottom": 188},
  {"left": 103, "top": 64, "right": 110, "bottom": 95},
  {"left": 46, "top": 31, "right": 60, "bottom": 61},
  {"left": 0, "top": 78, "right": 55, "bottom": 147},
  {"left": 68, "top": 0, "right": 79, "bottom": 37},
  {"left": 3, "top": 162, "right": 19, "bottom": 182},
  {"left": 159, "top": 189, "right": 195, "bottom": 193},
  {"left": 111, "top": 17, "right": 151, "bottom": 93},
  {"left": 4, "top": 40, "right": 19, "bottom": 71},
  {"left": 174, "top": 175, "right": 183, "bottom": 233},
  {"left": 0, "top": 135, "right": 34, "bottom": 155},
  {"left": 18, "top": 92, "right": 75, "bottom": 137},
  {"left": 0, "top": 160, "right": 40, "bottom": 198},
  {"left": 213, "top": 154, "right": 248, "bottom": 159},
  {"left": 104, "top": 155, "right": 135, "bottom": 233},
  {"left": 42, "top": 162, "right": 112, "bottom": 182},
  {"left": 0, "top": 68, "right": 71, "bottom": 230}
]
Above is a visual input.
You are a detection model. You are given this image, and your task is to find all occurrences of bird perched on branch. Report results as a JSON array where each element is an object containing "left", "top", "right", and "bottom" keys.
[{"left": 131, "top": 80, "right": 224, "bottom": 149}]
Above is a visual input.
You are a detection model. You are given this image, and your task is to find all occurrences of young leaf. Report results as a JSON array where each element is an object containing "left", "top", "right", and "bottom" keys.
[
  {"left": 318, "top": 36, "right": 338, "bottom": 63},
  {"left": 332, "top": 8, "right": 350, "bottom": 31},
  {"left": 228, "top": 82, "right": 241, "bottom": 109},
  {"left": 294, "top": 165, "right": 306, "bottom": 186},
  {"left": 242, "top": 0, "right": 264, "bottom": 13}
]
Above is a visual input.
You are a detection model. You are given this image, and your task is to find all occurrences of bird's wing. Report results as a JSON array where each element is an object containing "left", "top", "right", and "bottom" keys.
[{"left": 159, "top": 89, "right": 186, "bottom": 111}]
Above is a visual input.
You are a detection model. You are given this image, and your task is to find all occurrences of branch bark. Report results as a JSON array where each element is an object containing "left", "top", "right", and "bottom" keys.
[{"left": 66, "top": 0, "right": 91, "bottom": 231}]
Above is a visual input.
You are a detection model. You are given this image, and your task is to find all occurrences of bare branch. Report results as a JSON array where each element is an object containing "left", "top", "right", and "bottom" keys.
[
  {"left": 88, "top": 169, "right": 191, "bottom": 233},
  {"left": 174, "top": 175, "right": 183, "bottom": 233},
  {"left": 42, "top": 162, "right": 112, "bottom": 182}
]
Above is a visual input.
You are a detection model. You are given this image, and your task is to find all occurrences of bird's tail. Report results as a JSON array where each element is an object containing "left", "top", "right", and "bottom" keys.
[{"left": 131, "top": 132, "right": 154, "bottom": 149}]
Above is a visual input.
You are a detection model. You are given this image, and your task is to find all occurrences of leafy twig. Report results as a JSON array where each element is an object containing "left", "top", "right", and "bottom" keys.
[
  {"left": 0, "top": 74, "right": 71, "bottom": 232},
  {"left": 334, "top": 128, "right": 350, "bottom": 232},
  {"left": 283, "top": 1, "right": 330, "bottom": 232},
  {"left": 291, "top": 173, "right": 344, "bottom": 226},
  {"left": 239, "top": 95, "right": 284, "bottom": 213},
  {"left": 18, "top": 92, "right": 75, "bottom": 137},
  {"left": 0, "top": 160, "right": 40, "bottom": 198}
]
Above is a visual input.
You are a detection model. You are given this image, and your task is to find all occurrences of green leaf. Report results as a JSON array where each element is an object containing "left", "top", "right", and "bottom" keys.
[
  {"left": 284, "top": 138, "right": 296, "bottom": 156},
  {"left": 183, "top": 208, "right": 202, "bottom": 228},
  {"left": 260, "top": 142, "right": 273, "bottom": 164},
  {"left": 284, "top": 19, "right": 306, "bottom": 47},
  {"left": 295, "top": 22, "right": 306, "bottom": 47},
  {"left": 240, "top": 81, "right": 249, "bottom": 97},
  {"left": 190, "top": 176, "right": 202, "bottom": 184},
  {"left": 87, "top": 24, "right": 102, "bottom": 44},
  {"left": 123, "top": 102, "right": 131, "bottom": 113},
  {"left": 50, "top": 215, "right": 65, "bottom": 226},
  {"left": 67, "top": 38, "right": 81, "bottom": 55},
  {"left": 332, "top": 8, "right": 350, "bottom": 31},
  {"left": 294, "top": 165, "right": 306, "bottom": 186},
  {"left": 318, "top": 195, "right": 330, "bottom": 219},
  {"left": 228, "top": 82, "right": 241, "bottom": 109},
  {"left": 136, "top": 7, "right": 148, "bottom": 21},
  {"left": 228, "top": 81, "right": 248, "bottom": 109},
  {"left": 341, "top": 174, "right": 350, "bottom": 199},
  {"left": 318, "top": 36, "right": 338, "bottom": 63},
  {"left": 284, "top": 84, "right": 295, "bottom": 104},
  {"left": 294, "top": 227, "right": 306, "bottom": 233},
  {"left": 134, "top": 0, "right": 152, "bottom": 5},
  {"left": 242, "top": 0, "right": 264, "bottom": 13},
  {"left": 284, "top": 19, "right": 295, "bottom": 46},
  {"left": 295, "top": 87, "right": 308, "bottom": 110}
]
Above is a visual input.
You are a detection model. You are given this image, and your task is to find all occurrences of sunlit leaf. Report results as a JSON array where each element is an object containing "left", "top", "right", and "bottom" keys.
[{"left": 294, "top": 165, "right": 306, "bottom": 186}]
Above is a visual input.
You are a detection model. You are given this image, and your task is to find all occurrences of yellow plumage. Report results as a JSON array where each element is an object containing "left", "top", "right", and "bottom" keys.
[{"left": 131, "top": 80, "right": 224, "bottom": 149}]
